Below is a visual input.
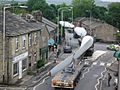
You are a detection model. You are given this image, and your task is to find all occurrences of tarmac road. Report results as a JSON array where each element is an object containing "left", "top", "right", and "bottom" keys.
[{"left": 32, "top": 43, "right": 115, "bottom": 90}]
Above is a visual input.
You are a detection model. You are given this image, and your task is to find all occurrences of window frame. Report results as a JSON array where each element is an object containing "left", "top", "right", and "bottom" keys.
[
  {"left": 34, "top": 33, "right": 37, "bottom": 45},
  {"left": 22, "top": 59, "right": 27, "bottom": 71},
  {"left": 29, "top": 34, "right": 32, "bottom": 46},
  {"left": 22, "top": 35, "right": 26, "bottom": 49},
  {"left": 13, "top": 62, "right": 19, "bottom": 77}
]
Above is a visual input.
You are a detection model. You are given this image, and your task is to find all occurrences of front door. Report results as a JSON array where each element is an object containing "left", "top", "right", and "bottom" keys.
[{"left": 19, "top": 60, "right": 22, "bottom": 79}]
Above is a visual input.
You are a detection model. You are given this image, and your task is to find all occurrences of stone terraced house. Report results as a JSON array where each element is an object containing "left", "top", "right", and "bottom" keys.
[
  {"left": 0, "top": 11, "right": 55, "bottom": 84},
  {"left": 74, "top": 17, "right": 119, "bottom": 42}
]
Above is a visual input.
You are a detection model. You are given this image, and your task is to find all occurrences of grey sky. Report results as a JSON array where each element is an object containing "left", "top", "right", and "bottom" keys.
[{"left": 5, "top": 0, "right": 112, "bottom": 7}]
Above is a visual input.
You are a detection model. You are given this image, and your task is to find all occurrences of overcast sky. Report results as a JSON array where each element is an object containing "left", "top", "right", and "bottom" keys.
[
  {"left": 100, "top": 0, "right": 120, "bottom": 2},
  {"left": 6, "top": 0, "right": 120, "bottom": 3}
]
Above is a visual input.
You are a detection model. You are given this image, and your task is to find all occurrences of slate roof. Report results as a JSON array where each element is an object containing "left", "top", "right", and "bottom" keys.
[
  {"left": 42, "top": 17, "right": 57, "bottom": 33},
  {"left": 0, "top": 11, "right": 43, "bottom": 36}
]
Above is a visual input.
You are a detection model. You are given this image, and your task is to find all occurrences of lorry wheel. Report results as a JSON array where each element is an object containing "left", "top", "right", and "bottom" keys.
[
  {"left": 70, "top": 88, "right": 74, "bottom": 90},
  {"left": 85, "top": 50, "right": 93, "bottom": 56},
  {"left": 54, "top": 87, "right": 59, "bottom": 90}
]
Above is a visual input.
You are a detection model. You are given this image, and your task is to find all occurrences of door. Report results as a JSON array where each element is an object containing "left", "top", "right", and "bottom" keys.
[{"left": 19, "top": 60, "right": 22, "bottom": 79}]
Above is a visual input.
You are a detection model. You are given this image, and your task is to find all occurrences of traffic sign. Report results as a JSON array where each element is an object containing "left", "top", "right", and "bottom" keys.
[{"left": 114, "top": 50, "right": 120, "bottom": 58}]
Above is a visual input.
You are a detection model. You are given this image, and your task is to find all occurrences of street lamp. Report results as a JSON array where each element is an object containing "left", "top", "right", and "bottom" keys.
[
  {"left": 86, "top": 10, "right": 92, "bottom": 35},
  {"left": 2, "top": 5, "right": 27, "bottom": 83},
  {"left": 57, "top": 7, "right": 73, "bottom": 44}
]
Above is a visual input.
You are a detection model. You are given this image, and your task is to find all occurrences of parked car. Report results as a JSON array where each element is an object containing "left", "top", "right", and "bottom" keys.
[
  {"left": 63, "top": 45, "right": 72, "bottom": 53},
  {"left": 106, "top": 44, "right": 120, "bottom": 51}
]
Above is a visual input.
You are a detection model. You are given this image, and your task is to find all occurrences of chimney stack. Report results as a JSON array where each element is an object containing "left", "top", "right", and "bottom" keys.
[{"left": 32, "top": 10, "right": 42, "bottom": 22}]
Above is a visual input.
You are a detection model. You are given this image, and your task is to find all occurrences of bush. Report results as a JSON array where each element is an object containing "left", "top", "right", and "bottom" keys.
[{"left": 37, "top": 59, "right": 45, "bottom": 68}]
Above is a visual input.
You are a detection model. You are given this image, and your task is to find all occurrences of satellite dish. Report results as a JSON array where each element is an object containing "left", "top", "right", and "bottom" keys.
[{"left": 74, "top": 27, "right": 87, "bottom": 37}]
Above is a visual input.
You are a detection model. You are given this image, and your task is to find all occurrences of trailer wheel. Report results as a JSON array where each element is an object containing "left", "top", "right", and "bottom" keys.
[
  {"left": 70, "top": 88, "right": 74, "bottom": 90},
  {"left": 54, "top": 87, "right": 60, "bottom": 90}
]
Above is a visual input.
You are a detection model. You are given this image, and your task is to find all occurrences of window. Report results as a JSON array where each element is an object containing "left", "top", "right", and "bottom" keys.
[
  {"left": 13, "top": 63, "right": 18, "bottom": 76},
  {"left": 29, "top": 34, "right": 32, "bottom": 46},
  {"left": 22, "top": 59, "right": 27, "bottom": 71},
  {"left": 34, "top": 33, "right": 37, "bottom": 44},
  {"left": 22, "top": 35, "right": 26, "bottom": 48},
  {"left": 16, "top": 37, "right": 19, "bottom": 51}
]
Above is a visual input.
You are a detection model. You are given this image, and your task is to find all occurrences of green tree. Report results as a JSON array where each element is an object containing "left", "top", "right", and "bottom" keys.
[
  {"left": 72, "top": 0, "right": 95, "bottom": 17},
  {"left": 27, "top": 0, "right": 57, "bottom": 22},
  {"left": 92, "top": 6, "right": 107, "bottom": 20},
  {"left": 27, "top": 0, "right": 48, "bottom": 12},
  {"left": 107, "top": 3, "right": 120, "bottom": 29}
]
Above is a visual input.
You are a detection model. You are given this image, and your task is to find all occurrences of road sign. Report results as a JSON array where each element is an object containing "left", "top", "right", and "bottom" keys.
[{"left": 114, "top": 50, "right": 120, "bottom": 59}]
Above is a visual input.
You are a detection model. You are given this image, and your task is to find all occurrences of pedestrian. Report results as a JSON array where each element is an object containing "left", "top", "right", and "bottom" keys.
[
  {"left": 114, "top": 78, "right": 118, "bottom": 90},
  {"left": 108, "top": 73, "right": 112, "bottom": 87}
]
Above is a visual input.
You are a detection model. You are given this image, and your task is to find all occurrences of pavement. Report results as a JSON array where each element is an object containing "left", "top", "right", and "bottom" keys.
[{"left": 0, "top": 46, "right": 63, "bottom": 90}]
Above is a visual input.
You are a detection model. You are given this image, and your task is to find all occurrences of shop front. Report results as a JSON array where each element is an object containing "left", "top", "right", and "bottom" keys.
[{"left": 12, "top": 52, "right": 28, "bottom": 79}]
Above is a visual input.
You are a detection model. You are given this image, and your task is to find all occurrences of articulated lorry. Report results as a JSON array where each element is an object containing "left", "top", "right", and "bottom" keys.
[{"left": 49, "top": 27, "right": 94, "bottom": 89}]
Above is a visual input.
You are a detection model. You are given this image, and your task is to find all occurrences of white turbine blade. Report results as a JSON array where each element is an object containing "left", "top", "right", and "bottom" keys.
[
  {"left": 50, "top": 55, "right": 73, "bottom": 76},
  {"left": 74, "top": 35, "right": 93, "bottom": 59},
  {"left": 49, "top": 35, "right": 93, "bottom": 76},
  {"left": 74, "top": 27, "right": 87, "bottom": 37},
  {"left": 59, "top": 21, "right": 75, "bottom": 28}
]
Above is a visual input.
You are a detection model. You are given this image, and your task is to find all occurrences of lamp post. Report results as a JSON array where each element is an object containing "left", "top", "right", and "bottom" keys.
[
  {"left": 86, "top": 10, "right": 92, "bottom": 35},
  {"left": 57, "top": 7, "right": 73, "bottom": 44},
  {"left": 3, "top": 5, "right": 27, "bottom": 83},
  {"left": 57, "top": 8, "right": 62, "bottom": 44}
]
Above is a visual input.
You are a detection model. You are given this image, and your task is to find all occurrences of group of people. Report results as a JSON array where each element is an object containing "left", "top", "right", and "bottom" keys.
[{"left": 48, "top": 44, "right": 61, "bottom": 58}]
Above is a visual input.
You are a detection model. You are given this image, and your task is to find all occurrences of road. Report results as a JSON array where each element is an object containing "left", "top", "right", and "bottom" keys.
[
  {"left": 75, "top": 51, "right": 114, "bottom": 90},
  {"left": 32, "top": 43, "right": 115, "bottom": 90}
]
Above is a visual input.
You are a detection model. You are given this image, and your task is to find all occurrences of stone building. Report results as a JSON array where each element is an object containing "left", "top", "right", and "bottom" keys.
[
  {"left": 0, "top": 11, "right": 49, "bottom": 84},
  {"left": 32, "top": 10, "right": 57, "bottom": 59},
  {"left": 74, "top": 17, "right": 119, "bottom": 42},
  {"left": 42, "top": 17, "right": 57, "bottom": 42}
]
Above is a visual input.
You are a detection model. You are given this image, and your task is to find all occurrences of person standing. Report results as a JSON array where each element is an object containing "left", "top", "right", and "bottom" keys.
[{"left": 108, "top": 73, "right": 112, "bottom": 87}]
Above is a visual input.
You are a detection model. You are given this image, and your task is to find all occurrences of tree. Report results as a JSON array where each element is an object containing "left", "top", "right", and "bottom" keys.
[
  {"left": 27, "top": 0, "right": 57, "bottom": 22},
  {"left": 27, "top": 0, "right": 48, "bottom": 12},
  {"left": 107, "top": 3, "right": 120, "bottom": 29},
  {"left": 43, "top": 5, "right": 56, "bottom": 22},
  {"left": 92, "top": 6, "right": 107, "bottom": 20},
  {"left": 72, "top": 0, "right": 95, "bottom": 17}
]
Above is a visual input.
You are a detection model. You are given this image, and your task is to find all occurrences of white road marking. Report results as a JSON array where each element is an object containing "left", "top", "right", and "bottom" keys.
[
  {"left": 95, "top": 68, "right": 107, "bottom": 90},
  {"left": 93, "top": 62, "right": 98, "bottom": 65},
  {"left": 33, "top": 74, "right": 49, "bottom": 90},
  {"left": 106, "top": 63, "right": 111, "bottom": 67},
  {"left": 100, "top": 62, "right": 105, "bottom": 66},
  {"left": 81, "top": 51, "right": 107, "bottom": 79},
  {"left": 93, "top": 74, "right": 99, "bottom": 78},
  {"left": 80, "top": 64, "right": 94, "bottom": 79}
]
